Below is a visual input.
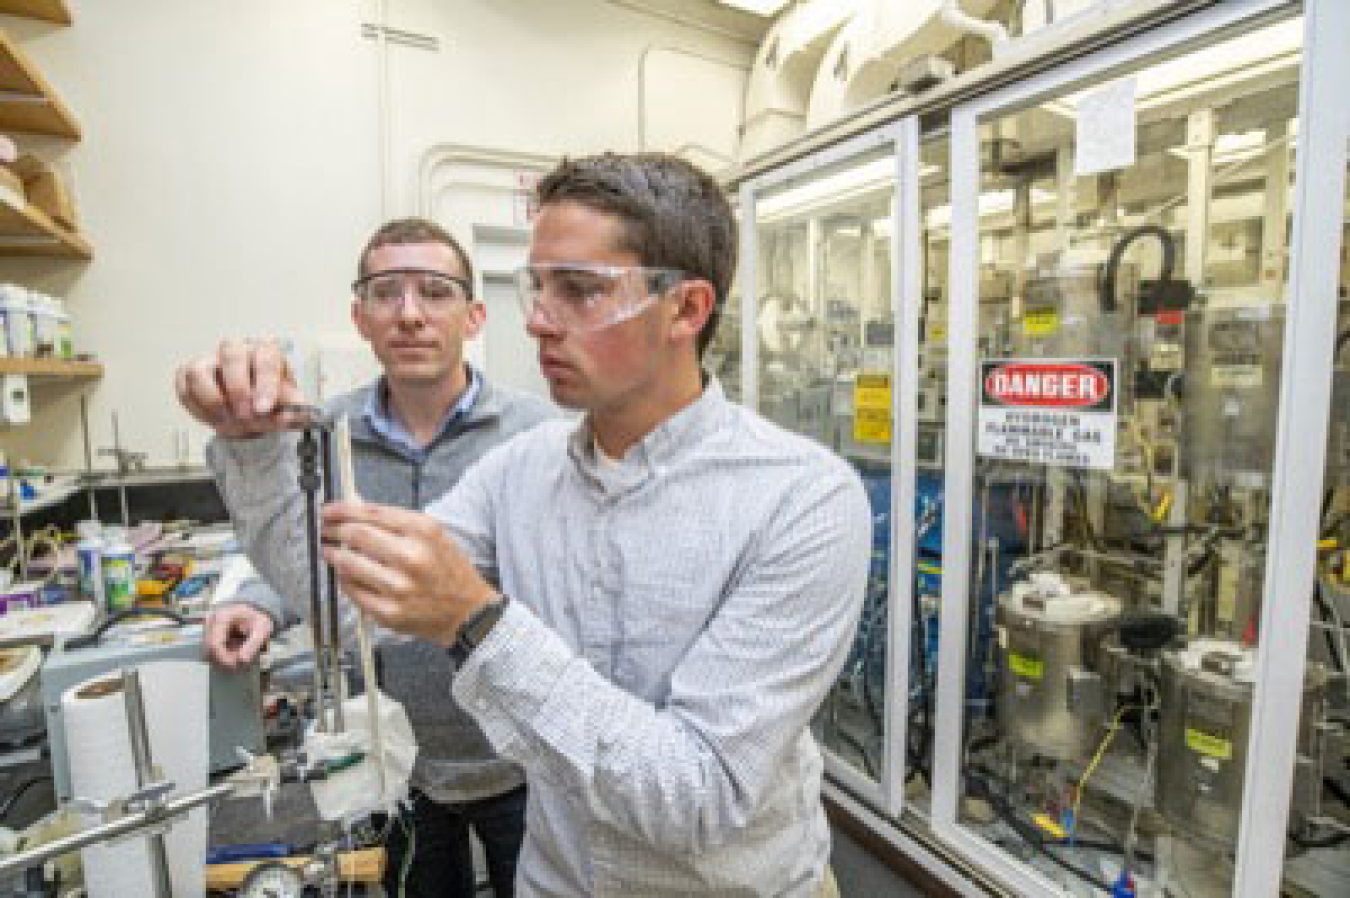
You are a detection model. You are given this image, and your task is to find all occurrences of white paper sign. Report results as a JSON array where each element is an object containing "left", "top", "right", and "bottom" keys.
[
  {"left": 977, "top": 359, "right": 1118, "bottom": 470},
  {"left": 1075, "top": 77, "right": 1137, "bottom": 177}
]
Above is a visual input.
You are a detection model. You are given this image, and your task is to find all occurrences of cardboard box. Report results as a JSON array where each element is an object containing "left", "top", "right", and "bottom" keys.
[{"left": 13, "top": 153, "right": 77, "bottom": 231}]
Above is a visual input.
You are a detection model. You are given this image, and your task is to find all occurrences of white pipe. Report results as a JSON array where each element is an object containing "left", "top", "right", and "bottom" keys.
[
  {"left": 415, "top": 144, "right": 556, "bottom": 219},
  {"left": 940, "top": 0, "right": 1008, "bottom": 48},
  {"left": 376, "top": 0, "right": 391, "bottom": 217}
]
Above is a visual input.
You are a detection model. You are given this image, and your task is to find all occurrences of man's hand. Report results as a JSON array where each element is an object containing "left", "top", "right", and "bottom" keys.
[
  {"left": 175, "top": 338, "right": 307, "bottom": 438},
  {"left": 321, "top": 501, "right": 497, "bottom": 647},
  {"left": 205, "top": 603, "right": 275, "bottom": 669}
]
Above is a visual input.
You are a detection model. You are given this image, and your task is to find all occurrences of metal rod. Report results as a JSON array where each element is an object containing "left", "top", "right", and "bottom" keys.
[
  {"left": 122, "top": 671, "right": 174, "bottom": 898},
  {"left": 80, "top": 395, "right": 98, "bottom": 521},
  {"left": 320, "top": 428, "right": 345, "bottom": 733},
  {"left": 0, "top": 783, "right": 232, "bottom": 880},
  {"left": 8, "top": 469, "right": 23, "bottom": 581},
  {"left": 112, "top": 413, "right": 130, "bottom": 527},
  {"left": 298, "top": 429, "right": 330, "bottom": 733}
]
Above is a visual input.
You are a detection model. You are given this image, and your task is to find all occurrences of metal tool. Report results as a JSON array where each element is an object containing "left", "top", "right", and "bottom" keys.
[
  {"left": 123, "top": 669, "right": 173, "bottom": 898},
  {"left": 293, "top": 410, "right": 346, "bottom": 734},
  {"left": 277, "top": 403, "right": 333, "bottom": 432}
]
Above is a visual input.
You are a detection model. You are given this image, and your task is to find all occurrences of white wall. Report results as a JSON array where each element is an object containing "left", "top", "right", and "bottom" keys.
[{"left": 0, "top": 0, "right": 753, "bottom": 472}]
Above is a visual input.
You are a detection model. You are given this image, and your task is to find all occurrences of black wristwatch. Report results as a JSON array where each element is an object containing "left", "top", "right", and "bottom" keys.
[{"left": 449, "top": 594, "right": 508, "bottom": 667}]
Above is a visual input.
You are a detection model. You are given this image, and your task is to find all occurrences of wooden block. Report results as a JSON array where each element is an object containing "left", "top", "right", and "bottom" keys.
[{"left": 204, "top": 847, "right": 386, "bottom": 890}]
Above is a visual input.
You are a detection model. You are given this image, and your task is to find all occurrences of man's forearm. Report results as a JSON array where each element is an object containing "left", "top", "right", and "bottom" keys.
[{"left": 207, "top": 433, "right": 315, "bottom": 616}]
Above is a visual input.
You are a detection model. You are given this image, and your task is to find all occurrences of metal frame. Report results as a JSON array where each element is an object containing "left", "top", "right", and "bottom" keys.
[
  {"left": 740, "top": 123, "right": 908, "bottom": 813},
  {"left": 887, "top": 116, "right": 923, "bottom": 816},
  {"left": 738, "top": 181, "right": 759, "bottom": 411},
  {"left": 935, "top": 0, "right": 1301, "bottom": 893},
  {"left": 1235, "top": 0, "right": 1350, "bottom": 892}
]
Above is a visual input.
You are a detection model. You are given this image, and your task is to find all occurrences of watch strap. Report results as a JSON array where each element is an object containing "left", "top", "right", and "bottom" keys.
[{"left": 449, "top": 594, "right": 508, "bottom": 667}]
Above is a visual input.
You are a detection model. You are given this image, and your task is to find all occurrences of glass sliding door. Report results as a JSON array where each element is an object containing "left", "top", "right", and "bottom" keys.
[
  {"left": 746, "top": 132, "right": 902, "bottom": 805},
  {"left": 936, "top": 4, "right": 1319, "bottom": 894}
]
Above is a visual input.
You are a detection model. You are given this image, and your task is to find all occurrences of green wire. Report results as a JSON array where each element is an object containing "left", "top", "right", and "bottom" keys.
[{"left": 398, "top": 812, "right": 415, "bottom": 897}]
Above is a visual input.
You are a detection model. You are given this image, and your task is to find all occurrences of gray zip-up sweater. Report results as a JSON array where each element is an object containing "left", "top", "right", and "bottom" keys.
[{"left": 207, "top": 375, "right": 554, "bottom": 802}]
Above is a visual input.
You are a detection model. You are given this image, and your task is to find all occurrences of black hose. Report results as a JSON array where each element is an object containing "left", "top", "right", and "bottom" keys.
[
  {"left": 0, "top": 775, "right": 51, "bottom": 820},
  {"left": 1186, "top": 545, "right": 1218, "bottom": 580},
  {"left": 834, "top": 728, "right": 878, "bottom": 779},
  {"left": 967, "top": 769, "right": 1112, "bottom": 891},
  {"left": 1290, "top": 828, "right": 1350, "bottom": 849},
  {"left": 1313, "top": 582, "right": 1347, "bottom": 674},
  {"left": 1099, "top": 225, "right": 1176, "bottom": 314},
  {"left": 1326, "top": 776, "right": 1350, "bottom": 809}
]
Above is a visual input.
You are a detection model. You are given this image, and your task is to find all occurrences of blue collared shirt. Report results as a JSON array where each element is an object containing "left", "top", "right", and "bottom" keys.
[{"left": 362, "top": 365, "right": 482, "bottom": 463}]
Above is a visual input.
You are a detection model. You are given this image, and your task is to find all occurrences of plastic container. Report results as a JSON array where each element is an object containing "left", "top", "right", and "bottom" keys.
[
  {"left": 0, "top": 581, "right": 40, "bottom": 616},
  {"left": 101, "top": 537, "right": 136, "bottom": 613},
  {"left": 0, "top": 285, "right": 31, "bottom": 357},
  {"left": 77, "top": 536, "right": 105, "bottom": 605},
  {"left": 53, "top": 298, "right": 73, "bottom": 359},
  {"left": 31, "top": 294, "right": 58, "bottom": 357}
]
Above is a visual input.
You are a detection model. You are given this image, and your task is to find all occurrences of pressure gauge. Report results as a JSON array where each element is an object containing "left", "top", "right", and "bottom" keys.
[{"left": 238, "top": 861, "right": 304, "bottom": 898}]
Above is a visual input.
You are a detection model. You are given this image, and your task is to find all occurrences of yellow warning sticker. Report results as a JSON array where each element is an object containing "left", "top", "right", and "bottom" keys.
[
  {"left": 1185, "top": 727, "right": 1233, "bottom": 760},
  {"left": 853, "top": 375, "right": 892, "bottom": 444},
  {"left": 1032, "top": 813, "right": 1068, "bottom": 840},
  {"left": 1023, "top": 308, "right": 1060, "bottom": 336},
  {"left": 1008, "top": 652, "right": 1044, "bottom": 680}
]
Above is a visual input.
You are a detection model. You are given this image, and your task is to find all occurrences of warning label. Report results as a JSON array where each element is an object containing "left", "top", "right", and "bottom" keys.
[
  {"left": 853, "top": 374, "right": 892, "bottom": 444},
  {"left": 977, "top": 359, "right": 1117, "bottom": 470}
]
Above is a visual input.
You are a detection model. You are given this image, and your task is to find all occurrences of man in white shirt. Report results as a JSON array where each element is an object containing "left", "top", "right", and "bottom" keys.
[{"left": 180, "top": 153, "right": 868, "bottom": 897}]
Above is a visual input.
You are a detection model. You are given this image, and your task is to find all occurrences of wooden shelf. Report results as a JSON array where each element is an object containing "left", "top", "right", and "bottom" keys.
[
  {"left": 0, "top": 28, "right": 78, "bottom": 137},
  {"left": 0, "top": 1, "right": 70, "bottom": 25},
  {"left": 0, "top": 357, "right": 101, "bottom": 378},
  {"left": 0, "top": 188, "right": 89, "bottom": 258}
]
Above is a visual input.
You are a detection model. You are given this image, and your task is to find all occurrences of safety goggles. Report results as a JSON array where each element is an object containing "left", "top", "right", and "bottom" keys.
[
  {"left": 513, "top": 263, "right": 687, "bottom": 333},
  {"left": 352, "top": 267, "right": 473, "bottom": 317}
]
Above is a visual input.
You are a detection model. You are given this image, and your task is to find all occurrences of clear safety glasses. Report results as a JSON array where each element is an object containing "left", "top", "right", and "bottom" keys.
[
  {"left": 352, "top": 267, "right": 473, "bottom": 317},
  {"left": 513, "top": 263, "right": 687, "bottom": 333}
]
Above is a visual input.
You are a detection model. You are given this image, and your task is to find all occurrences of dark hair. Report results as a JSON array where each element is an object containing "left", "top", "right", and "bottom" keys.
[
  {"left": 535, "top": 153, "right": 737, "bottom": 357},
  {"left": 357, "top": 217, "right": 474, "bottom": 295}
]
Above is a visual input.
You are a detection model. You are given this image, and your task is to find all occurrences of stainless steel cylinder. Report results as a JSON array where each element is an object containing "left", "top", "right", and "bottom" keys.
[
  {"left": 1157, "top": 640, "right": 1325, "bottom": 847},
  {"left": 997, "top": 580, "right": 1122, "bottom": 761}
]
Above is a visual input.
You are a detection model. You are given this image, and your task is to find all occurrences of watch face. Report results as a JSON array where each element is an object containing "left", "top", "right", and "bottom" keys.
[{"left": 239, "top": 861, "right": 304, "bottom": 898}]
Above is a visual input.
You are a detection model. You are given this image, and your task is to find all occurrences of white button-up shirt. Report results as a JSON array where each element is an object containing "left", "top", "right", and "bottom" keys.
[{"left": 436, "top": 381, "right": 870, "bottom": 896}]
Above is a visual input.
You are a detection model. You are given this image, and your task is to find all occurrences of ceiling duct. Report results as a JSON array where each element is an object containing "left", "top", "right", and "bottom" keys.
[
  {"left": 804, "top": 0, "right": 1002, "bottom": 133},
  {"left": 738, "top": 1, "right": 860, "bottom": 163}
]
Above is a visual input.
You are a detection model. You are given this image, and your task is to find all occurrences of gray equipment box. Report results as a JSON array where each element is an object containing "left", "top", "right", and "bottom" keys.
[{"left": 40, "top": 613, "right": 264, "bottom": 802}]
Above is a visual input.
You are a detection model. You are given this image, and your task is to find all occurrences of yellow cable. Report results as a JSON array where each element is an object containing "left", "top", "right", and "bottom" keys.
[
  {"left": 1072, "top": 705, "right": 1137, "bottom": 831},
  {"left": 1154, "top": 492, "right": 1173, "bottom": 524}
]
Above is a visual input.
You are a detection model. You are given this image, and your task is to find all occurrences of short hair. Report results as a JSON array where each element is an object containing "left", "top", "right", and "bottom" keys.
[
  {"left": 535, "top": 153, "right": 737, "bottom": 357},
  {"left": 357, "top": 217, "right": 474, "bottom": 295}
]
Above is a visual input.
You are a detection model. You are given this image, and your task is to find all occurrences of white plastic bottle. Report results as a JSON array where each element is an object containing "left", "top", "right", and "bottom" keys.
[{"left": 101, "top": 533, "right": 136, "bottom": 614}]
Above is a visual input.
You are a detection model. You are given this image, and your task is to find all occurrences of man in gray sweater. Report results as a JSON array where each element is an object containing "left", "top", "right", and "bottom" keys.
[{"left": 177, "top": 218, "right": 552, "bottom": 897}]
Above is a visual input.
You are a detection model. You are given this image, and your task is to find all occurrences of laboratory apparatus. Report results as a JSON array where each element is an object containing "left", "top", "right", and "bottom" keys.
[{"left": 736, "top": 2, "right": 1350, "bottom": 895}]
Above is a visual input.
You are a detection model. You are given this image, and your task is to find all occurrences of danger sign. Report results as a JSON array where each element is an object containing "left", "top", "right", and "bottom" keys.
[
  {"left": 978, "top": 359, "right": 1117, "bottom": 470},
  {"left": 984, "top": 362, "right": 1112, "bottom": 408}
]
